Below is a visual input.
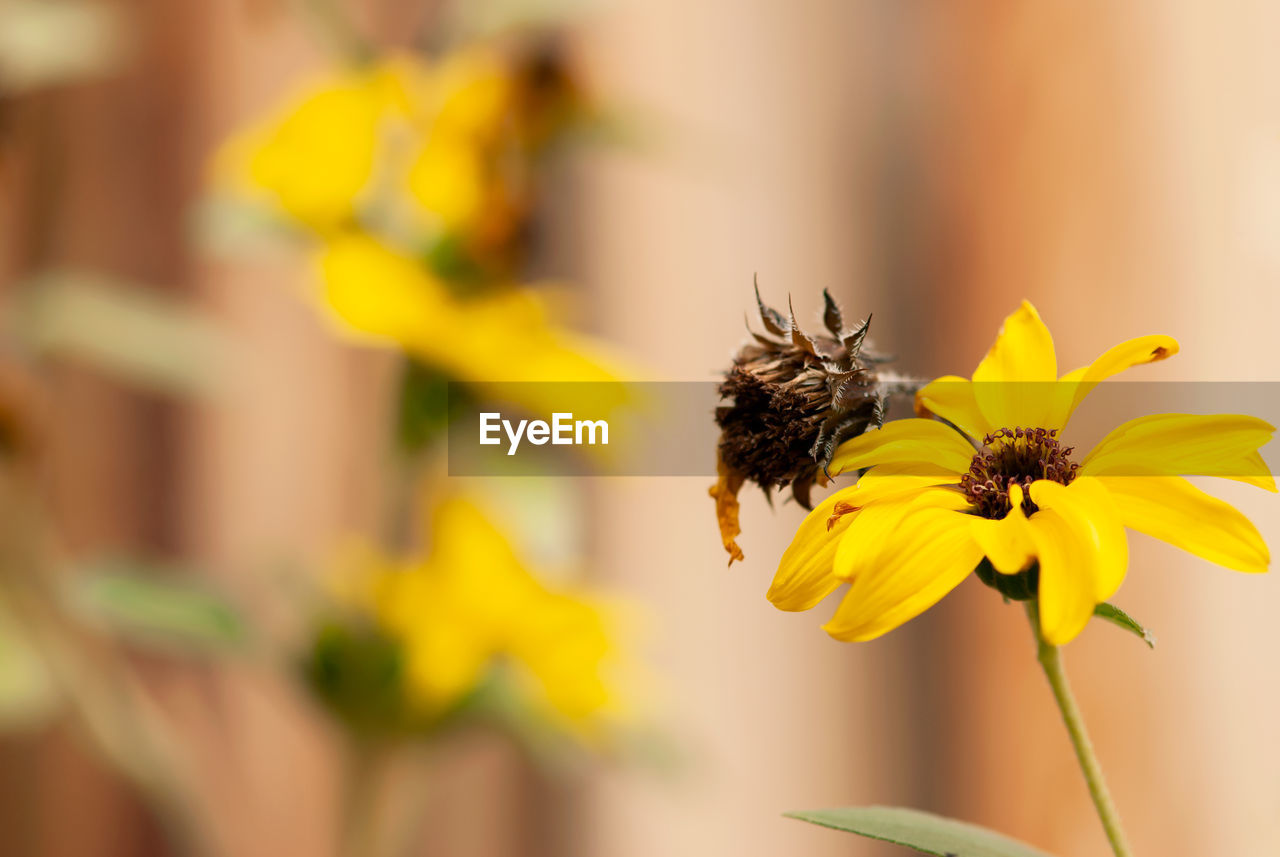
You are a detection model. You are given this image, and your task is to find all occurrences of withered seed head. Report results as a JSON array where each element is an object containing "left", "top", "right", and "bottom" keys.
[{"left": 710, "top": 282, "right": 918, "bottom": 563}]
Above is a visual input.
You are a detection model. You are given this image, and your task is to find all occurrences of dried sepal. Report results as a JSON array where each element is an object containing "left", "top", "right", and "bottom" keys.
[
  {"left": 842, "top": 313, "right": 872, "bottom": 357},
  {"left": 822, "top": 289, "right": 843, "bottom": 338},
  {"left": 754, "top": 276, "right": 788, "bottom": 337},
  {"left": 788, "top": 297, "right": 826, "bottom": 358}
]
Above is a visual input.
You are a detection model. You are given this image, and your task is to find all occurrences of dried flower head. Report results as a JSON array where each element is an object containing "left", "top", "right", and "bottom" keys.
[{"left": 710, "top": 284, "right": 918, "bottom": 563}]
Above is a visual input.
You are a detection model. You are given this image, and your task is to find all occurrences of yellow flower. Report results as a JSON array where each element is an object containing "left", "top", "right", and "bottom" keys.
[
  {"left": 214, "top": 61, "right": 413, "bottom": 232},
  {"left": 315, "top": 232, "right": 628, "bottom": 401},
  {"left": 405, "top": 48, "right": 518, "bottom": 236},
  {"left": 348, "top": 497, "right": 624, "bottom": 731},
  {"left": 769, "top": 301, "right": 1274, "bottom": 645},
  {"left": 214, "top": 44, "right": 579, "bottom": 259}
]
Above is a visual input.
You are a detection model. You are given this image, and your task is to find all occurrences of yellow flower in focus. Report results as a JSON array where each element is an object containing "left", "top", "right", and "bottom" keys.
[
  {"left": 770, "top": 302, "right": 1274, "bottom": 646},
  {"left": 351, "top": 497, "right": 624, "bottom": 731}
]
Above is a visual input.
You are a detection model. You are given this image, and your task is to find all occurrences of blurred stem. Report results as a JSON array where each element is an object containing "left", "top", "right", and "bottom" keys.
[
  {"left": 0, "top": 476, "right": 212, "bottom": 857},
  {"left": 0, "top": 579, "right": 212, "bottom": 857},
  {"left": 1027, "top": 603, "right": 1134, "bottom": 857},
  {"left": 299, "top": 0, "right": 374, "bottom": 66},
  {"left": 340, "top": 741, "right": 394, "bottom": 857}
]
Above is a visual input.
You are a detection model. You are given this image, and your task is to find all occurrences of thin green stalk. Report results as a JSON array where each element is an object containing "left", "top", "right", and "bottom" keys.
[
  {"left": 340, "top": 741, "right": 392, "bottom": 857},
  {"left": 1027, "top": 604, "right": 1134, "bottom": 857}
]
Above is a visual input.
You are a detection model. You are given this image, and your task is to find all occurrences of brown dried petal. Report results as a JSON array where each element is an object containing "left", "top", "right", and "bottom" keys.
[{"left": 709, "top": 452, "right": 746, "bottom": 565}]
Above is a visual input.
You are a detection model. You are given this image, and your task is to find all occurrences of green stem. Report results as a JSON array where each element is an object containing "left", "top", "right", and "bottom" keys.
[
  {"left": 341, "top": 742, "right": 392, "bottom": 857},
  {"left": 1027, "top": 604, "right": 1134, "bottom": 857}
]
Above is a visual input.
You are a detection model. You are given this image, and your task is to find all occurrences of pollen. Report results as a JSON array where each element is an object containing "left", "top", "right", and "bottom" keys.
[
  {"left": 827, "top": 501, "right": 859, "bottom": 531},
  {"left": 960, "top": 427, "right": 1080, "bottom": 519}
]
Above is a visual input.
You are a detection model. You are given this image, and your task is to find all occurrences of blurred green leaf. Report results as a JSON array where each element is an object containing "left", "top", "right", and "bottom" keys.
[
  {"left": 1093, "top": 603, "right": 1155, "bottom": 649},
  {"left": 0, "top": 0, "right": 125, "bottom": 92},
  {"left": 13, "top": 271, "right": 226, "bottom": 396},
  {"left": 70, "top": 560, "right": 246, "bottom": 654},
  {"left": 785, "top": 807, "right": 1057, "bottom": 857},
  {"left": 304, "top": 620, "right": 412, "bottom": 736},
  {"left": 422, "top": 236, "right": 490, "bottom": 291},
  {"left": 396, "top": 359, "right": 471, "bottom": 453},
  {"left": 191, "top": 196, "right": 305, "bottom": 258}
]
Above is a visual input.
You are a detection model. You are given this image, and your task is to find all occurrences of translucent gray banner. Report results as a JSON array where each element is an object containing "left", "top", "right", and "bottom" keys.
[{"left": 446, "top": 382, "right": 1280, "bottom": 477}]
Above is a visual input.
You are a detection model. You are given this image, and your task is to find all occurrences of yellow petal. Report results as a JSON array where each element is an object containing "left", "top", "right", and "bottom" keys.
[
  {"left": 822, "top": 503, "right": 981, "bottom": 642},
  {"left": 1047, "top": 335, "right": 1179, "bottom": 429},
  {"left": 401, "top": 602, "right": 494, "bottom": 708},
  {"left": 769, "top": 475, "right": 960, "bottom": 612},
  {"left": 972, "top": 301, "right": 1058, "bottom": 384},
  {"left": 827, "top": 419, "right": 974, "bottom": 478},
  {"left": 851, "top": 460, "right": 966, "bottom": 493},
  {"left": 453, "top": 289, "right": 621, "bottom": 383},
  {"left": 427, "top": 498, "right": 542, "bottom": 628},
  {"left": 833, "top": 487, "right": 971, "bottom": 584},
  {"left": 1082, "top": 413, "right": 1276, "bottom": 488},
  {"left": 768, "top": 487, "right": 860, "bottom": 611},
  {"left": 914, "top": 375, "right": 992, "bottom": 440},
  {"left": 407, "top": 138, "right": 489, "bottom": 231},
  {"left": 1029, "top": 477, "right": 1128, "bottom": 602},
  {"left": 1026, "top": 507, "right": 1100, "bottom": 646},
  {"left": 1232, "top": 451, "right": 1278, "bottom": 493},
  {"left": 969, "top": 484, "right": 1035, "bottom": 574},
  {"left": 318, "top": 236, "right": 627, "bottom": 414},
  {"left": 971, "top": 301, "right": 1058, "bottom": 429},
  {"left": 1094, "top": 475, "right": 1270, "bottom": 573},
  {"left": 219, "top": 66, "right": 403, "bottom": 232},
  {"left": 317, "top": 233, "right": 447, "bottom": 343}
]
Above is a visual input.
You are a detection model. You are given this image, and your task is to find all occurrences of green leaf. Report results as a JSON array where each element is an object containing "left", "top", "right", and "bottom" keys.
[
  {"left": 13, "top": 271, "right": 226, "bottom": 396},
  {"left": 303, "top": 620, "right": 412, "bottom": 737},
  {"left": 70, "top": 560, "right": 246, "bottom": 654},
  {"left": 785, "top": 807, "right": 1057, "bottom": 857},
  {"left": 192, "top": 196, "right": 306, "bottom": 257},
  {"left": 1093, "top": 602, "right": 1155, "bottom": 648}
]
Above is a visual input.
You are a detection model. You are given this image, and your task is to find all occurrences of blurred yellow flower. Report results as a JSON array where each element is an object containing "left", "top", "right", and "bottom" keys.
[
  {"left": 346, "top": 497, "right": 623, "bottom": 732},
  {"left": 769, "top": 301, "right": 1274, "bottom": 646},
  {"left": 315, "top": 231, "right": 623, "bottom": 390},
  {"left": 215, "top": 61, "right": 412, "bottom": 232},
  {"left": 215, "top": 42, "right": 581, "bottom": 262}
]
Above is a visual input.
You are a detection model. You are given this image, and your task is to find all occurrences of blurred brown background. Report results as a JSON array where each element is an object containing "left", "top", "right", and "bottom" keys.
[{"left": 2, "top": 1, "right": 1279, "bottom": 856}]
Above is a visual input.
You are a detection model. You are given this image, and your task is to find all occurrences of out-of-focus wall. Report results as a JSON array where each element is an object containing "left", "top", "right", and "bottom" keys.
[
  {"left": 576, "top": 1, "right": 910, "bottom": 855},
  {"left": 3, "top": 1, "right": 1279, "bottom": 856},
  {"left": 577, "top": 2, "right": 1280, "bottom": 856}
]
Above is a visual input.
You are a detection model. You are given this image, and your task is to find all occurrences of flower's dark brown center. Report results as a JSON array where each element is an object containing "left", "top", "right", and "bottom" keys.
[{"left": 960, "top": 427, "right": 1079, "bottom": 519}]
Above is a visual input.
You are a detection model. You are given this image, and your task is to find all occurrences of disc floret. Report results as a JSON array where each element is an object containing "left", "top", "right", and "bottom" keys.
[{"left": 960, "top": 427, "right": 1080, "bottom": 519}]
